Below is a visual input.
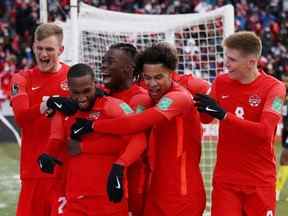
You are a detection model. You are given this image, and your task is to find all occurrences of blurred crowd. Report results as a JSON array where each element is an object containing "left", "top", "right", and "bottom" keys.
[{"left": 0, "top": 0, "right": 287, "bottom": 98}]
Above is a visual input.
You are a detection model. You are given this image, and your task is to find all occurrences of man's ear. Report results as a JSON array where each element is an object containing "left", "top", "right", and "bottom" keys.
[
  {"left": 58, "top": 46, "right": 64, "bottom": 56},
  {"left": 124, "top": 64, "right": 134, "bottom": 78},
  {"left": 248, "top": 57, "right": 257, "bottom": 68}
]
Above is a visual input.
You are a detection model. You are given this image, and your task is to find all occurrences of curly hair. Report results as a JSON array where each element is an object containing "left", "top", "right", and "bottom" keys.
[{"left": 136, "top": 42, "right": 178, "bottom": 75}]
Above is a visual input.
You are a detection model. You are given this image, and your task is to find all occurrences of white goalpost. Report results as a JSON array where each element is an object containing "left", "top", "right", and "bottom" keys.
[{"left": 57, "top": 2, "right": 234, "bottom": 214}]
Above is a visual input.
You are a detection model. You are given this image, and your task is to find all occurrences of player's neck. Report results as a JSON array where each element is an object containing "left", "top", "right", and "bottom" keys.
[
  {"left": 111, "top": 80, "right": 132, "bottom": 93},
  {"left": 41, "top": 62, "right": 62, "bottom": 74},
  {"left": 237, "top": 68, "right": 260, "bottom": 84}
]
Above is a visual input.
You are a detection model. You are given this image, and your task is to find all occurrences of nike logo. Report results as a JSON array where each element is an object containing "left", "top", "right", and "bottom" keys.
[
  {"left": 115, "top": 176, "right": 121, "bottom": 189},
  {"left": 32, "top": 86, "right": 40, "bottom": 91},
  {"left": 73, "top": 127, "right": 84, "bottom": 135},
  {"left": 205, "top": 106, "right": 218, "bottom": 112},
  {"left": 221, "top": 95, "right": 229, "bottom": 99},
  {"left": 54, "top": 102, "right": 62, "bottom": 109}
]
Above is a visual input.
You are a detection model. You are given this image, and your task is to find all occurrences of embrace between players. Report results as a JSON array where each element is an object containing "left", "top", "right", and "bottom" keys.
[{"left": 10, "top": 23, "right": 285, "bottom": 216}]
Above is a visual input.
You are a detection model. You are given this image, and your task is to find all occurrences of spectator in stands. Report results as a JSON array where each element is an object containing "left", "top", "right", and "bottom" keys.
[{"left": 0, "top": 0, "right": 287, "bottom": 100}]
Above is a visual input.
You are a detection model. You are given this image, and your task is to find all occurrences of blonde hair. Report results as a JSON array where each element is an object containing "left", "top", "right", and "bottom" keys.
[
  {"left": 223, "top": 31, "right": 262, "bottom": 58},
  {"left": 34, "top": 23, "right": 63, "bottom": 44}
]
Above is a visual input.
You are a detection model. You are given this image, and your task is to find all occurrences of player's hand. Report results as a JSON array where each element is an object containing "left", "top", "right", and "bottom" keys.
[
  {"left": 37, "top": 153, "right": 62, "bottom": 174},
  {"left": 107, "top": 164, "right": 124, "bottom": 203},
  {"left": 70, "top": 118, "right": 93, "bottom": 140},
  {"left": 46, "top": 96, "right": 78, "bottom": 116},
  {"left": 194, "top": 93, "right": 226, "bottom": 120},
  {"left": 40, "top": 96, "right": 55, "bottom": 117}
]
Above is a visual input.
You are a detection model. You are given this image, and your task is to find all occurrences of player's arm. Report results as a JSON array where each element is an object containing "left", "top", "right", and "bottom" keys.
[
  {"left": 187, "top": 75, "right": 211, "bottom": 95},
  {"left": 38, "top": 112, "right": 67, "bottom": 174},
  {"left": 223, "top": 83, "right": 285, "bottom": 142},
  {"left": 10, "top": 73, "right": 41, "bottom": 126},
  {"left": 129, "top": 91, "right": 153, "bottom": 113},
  {"left": 113, "top": 92, "right": 150, "bottom": 166},
  {"left": 92, "top": 91, "right": 191, "bottom": 135},
  {"left": 116, "top": 133, "right": 147, "bottom": 167},
  {"left": 45, "top": 112, "right": 67, "bottom": 157}
]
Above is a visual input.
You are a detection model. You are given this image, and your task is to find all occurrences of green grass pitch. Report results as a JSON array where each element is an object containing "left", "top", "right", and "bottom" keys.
[{"left": 0, "top": 142, "right": 287, "bottom": 216}]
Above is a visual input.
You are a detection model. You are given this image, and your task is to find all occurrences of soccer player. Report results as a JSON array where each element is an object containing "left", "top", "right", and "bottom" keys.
[
  {"left": 276, "top": 72, "right": 288, "bottom": 201},
  {"left": 39, "top": 63, "right": 146, "bottom": 216},
  {"left": 193, "top": 31, "right": 286, "bottom": 216},
  {"left": 80, "top": 43, "right": 206, "bottom": 216},
  {"left": 101, "top": 43, "right": 152, "bottom": 216},
  {"left": 10, "top": 23, "right": 71, "bottom": 216}
]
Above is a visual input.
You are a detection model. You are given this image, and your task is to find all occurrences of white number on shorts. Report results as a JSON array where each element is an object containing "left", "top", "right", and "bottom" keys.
[
  {"left": 266, "top": 210, "right": 273, "bottom": 216},
  {"left": 58, "top": 196, "right": 67, "bottom": 214}
]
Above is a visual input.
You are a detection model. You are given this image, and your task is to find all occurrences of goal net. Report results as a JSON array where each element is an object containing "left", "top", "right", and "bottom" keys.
[{"left": 57, "top": 3, "right": 234, "bottom": 214}]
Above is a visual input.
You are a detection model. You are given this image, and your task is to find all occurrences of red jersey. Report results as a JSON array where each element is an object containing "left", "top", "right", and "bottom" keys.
[
  {"left": 112, "top": 84, "right": 152, "bottom": 113},
  {"left": 211, "top": 72, "right": 285, "bottom": 186},
  {"left": 10, "top": 63, "right": 69, "bottom": 179},
  {"left": 147, "top": 83, "right": 203, "bottom": 197},
  {"left": 171, "top": 72, "right": 210, "bottom": 95},
  {"left": 49, "top": 96, "right": 145, "bottom": 198}
]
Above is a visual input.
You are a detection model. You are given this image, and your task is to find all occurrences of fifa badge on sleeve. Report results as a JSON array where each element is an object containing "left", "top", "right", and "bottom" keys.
[{"left": 272, "top": 97, "right": 283, "bottom": 114}]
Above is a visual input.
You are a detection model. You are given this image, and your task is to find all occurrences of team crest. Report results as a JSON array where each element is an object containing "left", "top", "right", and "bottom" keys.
[
  {"left": 88, "top": 111, "right": 101, "bottom": 120},
  {"left": 248, "top": 95, "right": 261, "bottom": 107},
  {"left": 60, "top": 80, "right": 69, "bottom": 91}
]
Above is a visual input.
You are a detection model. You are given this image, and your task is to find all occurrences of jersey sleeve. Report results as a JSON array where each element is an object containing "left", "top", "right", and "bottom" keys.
[
  {"left": 44, "top": 112, "right": 67, "bottom": 157},
  {"left": 91, "top": 91, "right": 191, "bottom": 135},
  {"left": 262, "top": 82, "right": 286, "bottom": 119},
  {"left": 224, "top": 111, "right": 280, "bottom": 144},
  {"left": 154, "top": 91, "right": 193, "bottom": 120},
  {"left": 115, "top": 132, "right": 147, "bottom": 167},
  {"left": 81, "top": 98, "right": 147, "bottom": 160},
  {"left": 92, "top": 107, "right": 165, "bottom": 135},
  {"left": 223, "top": 82, "right": 285, "bottom": 144},
  {"left": 187, "top": 75, "right": 210, "bottom": 95},
  {"left": 10, "top": 73, "right": 41, "bottom": 126},
  {"left": 129, "top": 93, "right": 153, "bottom": 113}
]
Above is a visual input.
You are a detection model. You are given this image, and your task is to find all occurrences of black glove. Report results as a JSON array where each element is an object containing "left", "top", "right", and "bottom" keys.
[
  {"left": 37, "top": 153, "right": 62, "bottom": 174},
  {"left": 193, "top": 93, "right": 226, "bottom": 120},
  {"left": 107, "top": 164, "right": 124, "bottom": 203},
  {"left": 70, "top": 118, "right": 93, "bottom": 140},
  {"left": 47, "top": 96, "right": 78, "bottom": 116}
]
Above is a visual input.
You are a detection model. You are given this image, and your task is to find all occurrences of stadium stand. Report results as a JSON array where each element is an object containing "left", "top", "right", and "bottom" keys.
[{"left": 0, "top": 0, "right": 287, "bottom": 96}]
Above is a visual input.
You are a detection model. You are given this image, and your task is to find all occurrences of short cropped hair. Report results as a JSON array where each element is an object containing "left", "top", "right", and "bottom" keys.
[
  {"left": 109, "top": 43, "right": 139, "bottom": 79},
  {"left": 136, "top": 42, "right": 178, "bottom": 73},
  {"left": 223, "top": 31, "right": 262, "bottom": 58},
  {"left": 109, "top": 43, "right": 138, "bottom": 63},
  {"left": 68, "top": 63, "right": 95, "bottom": 80},
  {"left": 34, "top": 23, "right": 63, "bottom": 43}
]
